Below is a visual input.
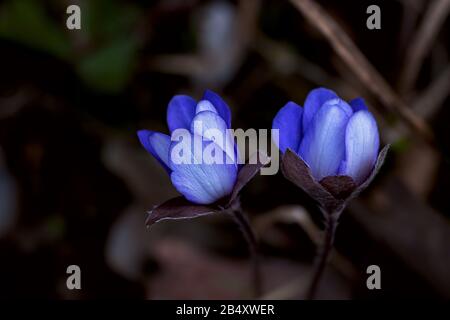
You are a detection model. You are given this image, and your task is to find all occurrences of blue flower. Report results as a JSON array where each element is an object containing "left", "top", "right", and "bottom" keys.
[
  {"left": 273, "top": 87, "right": 380, "bottom": 185},
  {"left": 138, "top": 90, "right": 240, "bottom": 205}
]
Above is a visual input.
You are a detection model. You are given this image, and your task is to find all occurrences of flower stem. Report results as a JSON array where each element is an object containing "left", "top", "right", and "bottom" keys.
[
  {"left": 229, "top": 205, "right": 262, "bottom": 298},
  {"left": 306, "top": 209, "right": 340, "bottom": 300}
]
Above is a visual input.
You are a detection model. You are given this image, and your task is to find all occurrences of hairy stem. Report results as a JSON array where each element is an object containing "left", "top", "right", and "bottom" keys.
[
  {"left": 229, "top": 205, "right": 262, "bottom": 297},
  {"left": 306, "top": 210, "right": 340, "bottom": 300}
]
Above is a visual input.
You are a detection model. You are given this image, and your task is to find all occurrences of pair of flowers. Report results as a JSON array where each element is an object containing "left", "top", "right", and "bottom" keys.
[
  {"left": 138, "top": 87, "right": 388, "bottom": 298},
  {"left": 138, "top": 87, "right": 387, "bottom": 221}
]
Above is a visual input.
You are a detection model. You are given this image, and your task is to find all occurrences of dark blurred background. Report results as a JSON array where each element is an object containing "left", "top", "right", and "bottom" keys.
[{"left": 0, "top": 0, "right": 449, "bottom": 299}]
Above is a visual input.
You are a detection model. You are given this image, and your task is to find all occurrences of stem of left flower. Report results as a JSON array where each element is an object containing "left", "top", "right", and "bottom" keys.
[{"left": 228, "top": 204, "right": 262, "bottom": 298}]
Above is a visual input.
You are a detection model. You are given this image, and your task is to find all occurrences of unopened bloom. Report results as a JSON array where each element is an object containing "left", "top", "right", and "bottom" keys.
[
  {"left": 139, "top": 91, "right": 265, "bottom": 293},
  {"left": 273, "top": 87, "right": 380, "bottom": 185},
  {"left": 138, "top": 90, "right": 239, "bottom": 205},
  {"left": 273, "top": 88, "right": 388, "bottom": 301}
]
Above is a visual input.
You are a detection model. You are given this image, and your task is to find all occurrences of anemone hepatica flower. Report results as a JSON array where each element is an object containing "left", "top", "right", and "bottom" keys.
[
  {"left": 273, "top": 87, "right": 389, "bottom": 299},
  {"left": 273, "top": 87, "right": 389, "bottom": 213},
  {"left": 274, "top": 87, "right": 380, "bottom": 185},
  {"left": 138, "top": 90, "right": 266, "bottom": 296},
  {"left": 138, "top": 90, "right": 267, "bottom": 226}
]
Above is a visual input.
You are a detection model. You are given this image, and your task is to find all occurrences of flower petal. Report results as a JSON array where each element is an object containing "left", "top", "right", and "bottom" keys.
[
  {"left": 339, "top": 110, "right": 379, "bottom": 185},
  {"left": 137, "top": 130, "right": 171, "bottom": 172},
  {"left": 191, "top": 111, "right": 227, "bottom": 136},
  {"left": 349, "top": 97, "right": 368, "bottom": 113},
  {"left": 167, "top": 95, "right": 197, "bottom": 132},
  {"left": 298, "top": 100, "right": 352, "bottom": 181},
  {"left": 196, "top": 100, "right": 218, "bottom": 114},
  {"left": 169, "top": 133, "right": 238, "bottom": 204},
  {"left": 191, "top": 111, "right": 235, "bottom": 163},
  {"left": 202, "top": 89, "right": 232, "bottom": 128},
  {"left": 302, "top": 87, "right": 338, "bottom": 132},
  {"left": 272, "top": 101, "right": 303, "bottom": 153}
]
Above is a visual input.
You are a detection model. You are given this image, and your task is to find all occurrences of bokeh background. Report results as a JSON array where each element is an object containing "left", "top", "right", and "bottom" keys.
[{"left": 0, "top": 0, "right": 449, "bottom": 299}]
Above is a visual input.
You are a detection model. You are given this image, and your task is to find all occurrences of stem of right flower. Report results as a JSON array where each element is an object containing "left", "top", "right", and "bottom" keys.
[{"left": 306, "top": 209, "right": 340, "bottom": 300}]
